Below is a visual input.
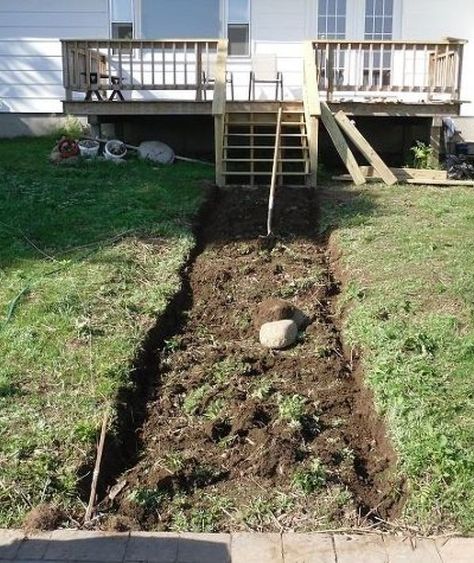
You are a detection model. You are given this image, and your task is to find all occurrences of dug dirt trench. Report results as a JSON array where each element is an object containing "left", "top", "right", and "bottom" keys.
[{"left": 100, "top": 186, "right": 406, "bottom": 533}]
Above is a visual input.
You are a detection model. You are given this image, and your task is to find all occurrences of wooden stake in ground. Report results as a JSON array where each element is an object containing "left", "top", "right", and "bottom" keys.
[
  {"left": 320, "top": 102, "right": 366, "bottom": 186},
  {"left": 84, "top": 409, "right": 109, "bottom": 524},
  {"left": 267, "top": 107, "right": 283, "bottom": 236},
  {"left": 334, "top": 111, "right": 398, "bottom": 186}
]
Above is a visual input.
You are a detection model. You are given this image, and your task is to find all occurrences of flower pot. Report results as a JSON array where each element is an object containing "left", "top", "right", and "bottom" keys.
[
  {"left": 78, "top": 139, "right": 100, "bottom": 159},
  {"left": 58, "top": 138, "right": 80, "bottom": 159},
  {"left": 104, "top": 140, "right": 127, "bottom": 161}
]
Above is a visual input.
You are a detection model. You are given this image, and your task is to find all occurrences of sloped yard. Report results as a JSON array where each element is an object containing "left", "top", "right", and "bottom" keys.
[
  {"left": 321, "top": 184, "right": 474, "bottom": 533},
  {"left": 0, "top": 137, "right": 212, "bottom": 527}
]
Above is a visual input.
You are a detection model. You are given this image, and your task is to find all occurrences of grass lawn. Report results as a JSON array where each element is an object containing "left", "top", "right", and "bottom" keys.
[
  {"left": 321, "top": 183, "right": 474, "bottom": 533},
  {"left": 0, "top": 137, "right": 212, "bottom": 527}
]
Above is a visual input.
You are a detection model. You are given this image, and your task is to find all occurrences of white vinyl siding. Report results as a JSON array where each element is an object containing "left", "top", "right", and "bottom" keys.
[{"left": 0, "top": 0, "right": 109, "bottom": 113}]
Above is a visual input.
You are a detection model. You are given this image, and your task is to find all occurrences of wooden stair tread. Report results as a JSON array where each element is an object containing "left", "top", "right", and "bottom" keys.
[
  {"left": 226, "top": 133, "right": 308, "bottom": 137},
  {"left": 224, "top": 171, "right": 308, "bottom": 176},
  {"left": 224, "top": 158, "right": 308, "bottom": 163}
]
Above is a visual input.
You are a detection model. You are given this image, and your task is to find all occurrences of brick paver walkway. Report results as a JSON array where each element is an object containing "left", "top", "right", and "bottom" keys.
[{"left": 0, "top": 529, "right": 473, "bottom": 562}]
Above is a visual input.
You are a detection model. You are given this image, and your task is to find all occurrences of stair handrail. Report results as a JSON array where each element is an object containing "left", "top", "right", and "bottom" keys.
[{"left": 267, "top": 107, "right": 283, "bottom": 236}]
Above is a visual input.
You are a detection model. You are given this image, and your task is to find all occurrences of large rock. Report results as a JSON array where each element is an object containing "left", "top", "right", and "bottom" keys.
[
  {"left": 138, "top": 141, "right": 175, "bottom": 164},
  {"left": 259, "top": 320, "right": 298, "bottom": 350},
  {"left": 254, "top": 298, "right": 295, "bottom": 328}
]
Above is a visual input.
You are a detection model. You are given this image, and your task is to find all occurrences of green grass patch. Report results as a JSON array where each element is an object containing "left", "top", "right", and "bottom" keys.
[
  {"left": 321, "top": 183, "right": 474, "bottom": 533},
  {"left": 0, "top": 137, "right": 212, "bottom": 526}
]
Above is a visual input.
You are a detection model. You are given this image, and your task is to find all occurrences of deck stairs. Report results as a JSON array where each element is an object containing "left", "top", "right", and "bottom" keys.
[{"left": 221, "top": 105, "right": 312, "bottom": 186}]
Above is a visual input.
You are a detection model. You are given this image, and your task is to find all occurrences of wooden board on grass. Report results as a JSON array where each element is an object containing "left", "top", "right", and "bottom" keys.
[
  {"left": 320, "top": 102, "right": 366, "bottom": 186},
  {"left": 334, "top": 111, "right": 398, "bottom": 186}
]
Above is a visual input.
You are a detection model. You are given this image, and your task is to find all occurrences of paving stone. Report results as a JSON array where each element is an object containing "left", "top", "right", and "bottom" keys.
[
  {"left": 16, "top": 532, "right": 52, "bottom": 560},
  {"left": 436, "top": 537, "right": 474, "bottom": 563},
  {"left": 0, "top": 530, "right": 24, "bottom": 560},
  {"left": 125, "top": 532, "right": 178, "bottom": 563},
  {"left": 177, "top": 533, "right": 230, "bottom": 563},
  {"left": 334, "top": 535, "right": 387, "bottom": 563},
  {"left": 231, "top": 533, "right": 283, "bottom": 563},
  {"left": 44, "top": 531, "right": 129, "bottom": 562},
  {"left": 283, "top": 533, "right": 335, "bottom": 563},
  {"left": 383, "top": 536, "right": 441, "bottom": 563}
]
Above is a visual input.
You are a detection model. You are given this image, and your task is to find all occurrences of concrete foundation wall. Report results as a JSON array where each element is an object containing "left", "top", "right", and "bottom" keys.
[{"left": 0, "top": 113, "right": 87, "bottom": 138}]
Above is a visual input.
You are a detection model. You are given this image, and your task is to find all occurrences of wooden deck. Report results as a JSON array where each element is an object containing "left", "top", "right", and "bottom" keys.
[
  {"left": 63, "top": 99, "right": 462, "bottom": 118},
  {"left": 60, "top": 37, "right": 466, "bottom": 187}
]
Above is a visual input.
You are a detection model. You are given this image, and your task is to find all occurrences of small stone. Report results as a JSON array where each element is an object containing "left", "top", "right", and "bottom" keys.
[
  {"left": 259, "top": 320, "right": 298, "bottom": 350},
  {"left": 255, "top": 298, "right": 295, "bottom": 328}
]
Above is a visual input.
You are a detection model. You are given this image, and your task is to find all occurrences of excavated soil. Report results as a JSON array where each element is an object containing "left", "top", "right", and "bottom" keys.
[{"left": 103, "top": 187, "right": 405, "bottom": 532}]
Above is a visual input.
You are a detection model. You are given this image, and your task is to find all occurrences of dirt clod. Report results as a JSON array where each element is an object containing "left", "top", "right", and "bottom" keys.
[
  {"left": 254, "top": 298, "right": 296, "bottom": 328},
  {"left": 23, "top": 504, "right": 64, "bottom": 532}
]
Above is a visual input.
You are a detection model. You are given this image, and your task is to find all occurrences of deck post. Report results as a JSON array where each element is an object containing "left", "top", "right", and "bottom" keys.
[
  {"left": 303, "top": 42, "right": 321, "bottom": 188},
  {"left": 212, "top": 40, "right": 228, "bottom": 187},
  {"left": 430, "top": 116, "right": 443, "bottom": 163},
  {"left": 61, "top": 40, "right": 73, "bottom": 101}
]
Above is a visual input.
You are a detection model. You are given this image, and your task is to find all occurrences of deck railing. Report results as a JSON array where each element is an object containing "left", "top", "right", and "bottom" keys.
[
  {"left": 61, "top": 39, "right": 225, "bottom": 101},
  {"left": 312, "top": 39, "right": 465, "bottom": 102}
]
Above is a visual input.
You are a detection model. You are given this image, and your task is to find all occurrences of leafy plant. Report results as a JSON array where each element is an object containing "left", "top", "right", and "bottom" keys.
[
  {"left": 292, "top": 458, "right": 327, "bottom": 494},
  {"left": 204, "top": 398, "right": 226, "bottom": 421},
  {"left": 277, "top": 394, "right": 306, "bottom": 427},
  {"left": 57, "top": 115, "right": 87, "bottom": 140},
  {"left": 183, "top": 385, "right": 210, "bottom": 416},
  {"left": 410, "top": 141, "right": 435, "bottom": 169},
  {"left": 251, "top": 379, "right": 273, "bottom": 401}
]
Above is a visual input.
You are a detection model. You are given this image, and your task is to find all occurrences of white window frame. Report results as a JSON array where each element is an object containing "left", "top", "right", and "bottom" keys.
[
  {"left": 225, "top": 0, "right": 252, "bottom": 58},
  {"left": 109, "top": 0, "right": 136, "bottom": 40},
  {"left": 317, "top": 0, "right": 348, "bottom": 40}
]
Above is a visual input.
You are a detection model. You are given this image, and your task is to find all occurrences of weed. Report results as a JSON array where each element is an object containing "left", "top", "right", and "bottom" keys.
[
  {"left": 170, "top": 493, "right": 234, "bottom": 533},
  {"left": 241, "top": 493, "right": 294, "bottom": 530},
  {"left": 277, "top": 394, "right": 307, "bottom": 427},
  {"left": 128, "top": 488, "right": 167, "bottom": 512},
  {"left": 292, "top": 458, "right": 327, "bottom": 494},
  {"left": 211, "top": 357, "right": 249, "bottom": 384},
  {"left": 183, "top": 385, "right": 210, "bottom": 416},
  {"left": 251, "top": 379, "right": 273, "bottom": 401},
  {"left": 163, "top": 451, "right": 185, "bottom": 472},
  {"left": 204, "top": 398, "right": 226, "bottom": 421},
  {"left": 410, "top": 141, "right": 436, "bottom": 169}
]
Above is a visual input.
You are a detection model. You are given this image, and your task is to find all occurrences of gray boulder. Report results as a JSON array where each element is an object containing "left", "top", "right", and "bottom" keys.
[
  {"left": 138, "top": 141, "right": 175, "bottom": 164},
  {"left": 259, "top": 320, "right": 298, "bottom": 350}
]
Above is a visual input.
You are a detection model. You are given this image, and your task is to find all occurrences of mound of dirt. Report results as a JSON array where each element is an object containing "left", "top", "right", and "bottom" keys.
[{"left": 102, "top": 187, "right": 405, "bottom": 532}]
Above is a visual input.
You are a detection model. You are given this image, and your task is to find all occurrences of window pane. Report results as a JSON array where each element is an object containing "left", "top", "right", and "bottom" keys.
[
  {"left": 337, "top": 0, "right": 346, "bottom": 15},
  {"left": 228, "top": 24, "right": 249, "bottom": 56},
  {"left": 319, "top": 0, "right": 328, "bottom": 14},
  {"left": 336, "top": 17, "right": 345, "bottom": 34},
  {"left": 112, "top": 22, "right": 133, "bottom": 39},
  {"left": 229, "top": 0, "right": 249, "bottom": 23},
  {"left": 111, "top": 0, "right": 132, "bottom": 22},
  {"left": 328, "top": 0, "right": 336, "bottom": 14},
  {"left": 375, "top": 0, "right": 384, "bottom": 16}
]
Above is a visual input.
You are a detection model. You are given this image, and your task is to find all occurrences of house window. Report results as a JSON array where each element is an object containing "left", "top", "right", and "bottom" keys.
[
  {"left": 228, "top": 0, "right": 250, "bottom": 56},
  {"left": 318, "top": 0, "right": 347, "bottom": 40},
  {"left": 111, "top": 0, "right": 134, "bottom": 39},
  {"left": 317, "top": 0, "right": 347, "bottom": 88},
  {"left": 364, "top": 0, "right": 394, "bottom": 87},
  {"left": 365, "top": 0, "right": 393, "bottom": 40}
]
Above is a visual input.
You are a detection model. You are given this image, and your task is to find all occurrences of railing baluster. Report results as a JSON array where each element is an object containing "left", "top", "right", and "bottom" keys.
[
  {"left": 151, "top": 42, "right": 155, "bottom": 88},
  {"left": 184, "top": 41, "right": 188, "bottom": 86}
]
